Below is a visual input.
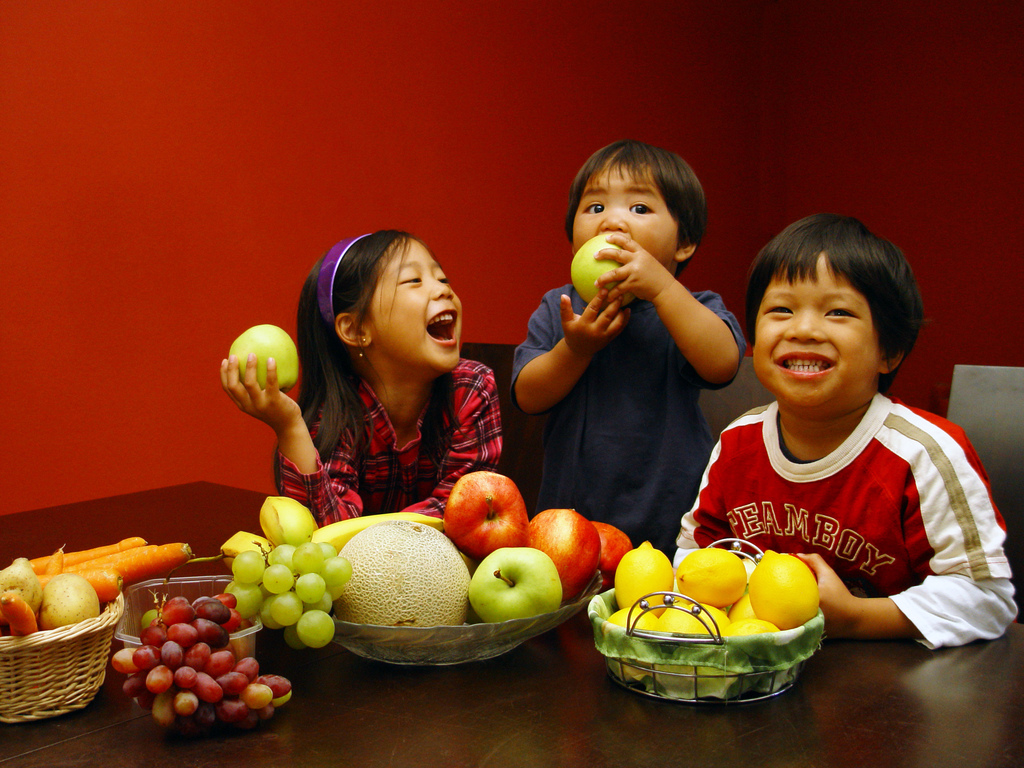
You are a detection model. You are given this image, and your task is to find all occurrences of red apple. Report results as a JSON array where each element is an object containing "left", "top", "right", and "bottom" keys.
[
  {"left": 592, "top": 521, "right": 634, "bottom": 589},
  {"left": 527, "top": 508, "right": 601, "bottom": 601},
  {"left": 444, "top": 472, "right": 529, "bottom": 561}
]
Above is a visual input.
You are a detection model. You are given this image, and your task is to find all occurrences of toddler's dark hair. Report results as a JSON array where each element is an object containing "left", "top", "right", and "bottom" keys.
[
  {"left": 565, "top": 140, "right": 706, "bottom": 274},
  {"left": 745, "top": 213, "right": 924, "bottom": 393}
]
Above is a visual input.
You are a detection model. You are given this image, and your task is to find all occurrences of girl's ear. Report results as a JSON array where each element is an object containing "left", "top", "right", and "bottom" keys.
[{"left": 334, "top": 313, "right": 368, "bottom": 349}]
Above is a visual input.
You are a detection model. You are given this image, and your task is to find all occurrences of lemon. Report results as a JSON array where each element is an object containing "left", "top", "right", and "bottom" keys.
[
  {"left": 699, "top": 603, "right": 731, "bottom": 633},
  {"left": 742, "top": 556, "right": 757, "bottom": 579},
  {"left": 722, "top": 618, "right": 780, "bottom": 636},
  {"left": 727, "top": 591, "right": 757, "bottom": 622},
  {"left": 607, "top": 606, "right": 661, "bottom": 632},
  {"left": 657, "top": 607, "right": 708, "bottom": 635},
  {"left": 658, "top": 601, "right": 731, "bottom": 635},
  {"left": 747, "top": 550, "right": 820, "bottom": 630},
  {"left": 614, "top": 541, "right": 674, "bottom": 615},
  {"left": 675, "top": 548, "right": 748, "bottom": 608}
]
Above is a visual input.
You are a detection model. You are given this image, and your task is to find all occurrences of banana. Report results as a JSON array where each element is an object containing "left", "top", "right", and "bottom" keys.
[
  {"left": 220, "top": 530, "right": 273, "bottom": 566},
  {"left": 259, "top": 496, "right": 319, "bottom": 547},
  {"left": 311, "top": 512, "right": 444, "bottom": 554}
]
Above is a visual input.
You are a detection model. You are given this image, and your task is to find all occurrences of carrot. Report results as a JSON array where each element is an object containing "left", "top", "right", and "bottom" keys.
[
  {"left": 44, "top": 547, "right": 64, "bottom": 576},
  {"left": 39, "top": 568, "right": 124, "bottom": 603},
  {"left": 65, "top": 543, "right": 193, "bottom": 585},
  {"left": 30, "top": 536, "right": 148, "bottom": 575},
  {"left": 0, "top": 592, "right": 38, "bottom": 636}
]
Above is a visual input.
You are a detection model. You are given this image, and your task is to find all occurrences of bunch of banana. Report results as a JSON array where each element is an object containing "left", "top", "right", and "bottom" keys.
[
  {"left": 219, "top": 496, "right": 443, "bottom": 564},
  {"left": 220, "top": 495, "right": 317, "bottom": 565},
  {"left": 311, "top": 511, "right": 443, "bottom": 553},
  {"left": 220, "top": 530, "right": 273, "bottom": 566},
  {"left": 259, "top": 496, "right": 318, "bottom": 547}
]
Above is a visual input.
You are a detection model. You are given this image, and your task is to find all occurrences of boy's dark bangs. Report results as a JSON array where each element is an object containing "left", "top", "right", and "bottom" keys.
[
  {"left": 772, "top": 246, "right": 833, "bottom": 284},
  {"left": 762, "top": 223, "right": 867, "bottom": 289}
]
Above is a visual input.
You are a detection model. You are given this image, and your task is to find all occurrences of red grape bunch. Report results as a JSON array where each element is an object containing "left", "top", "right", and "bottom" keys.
[{"left": 110, "top": 592, "right": 292, "bottom": 736}]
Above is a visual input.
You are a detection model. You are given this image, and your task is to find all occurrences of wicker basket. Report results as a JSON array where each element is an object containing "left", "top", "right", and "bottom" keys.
[{"left": 0, "top": 593, "right": 124, "bottom": 723}]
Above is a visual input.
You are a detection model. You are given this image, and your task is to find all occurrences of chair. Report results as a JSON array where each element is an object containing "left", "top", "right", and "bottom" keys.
[
  {"left": 461, "top": 342, "right": 548, "bottom": 511},
  {"left": 946, "top": 365, "right": 1024, "bottom": 593},
  {"left": 699, "top": 356, "right": 773, "bottom": 439}
]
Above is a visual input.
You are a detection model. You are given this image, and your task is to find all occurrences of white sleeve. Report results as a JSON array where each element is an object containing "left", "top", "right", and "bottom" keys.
[{"left": 890, "top": 574, "right": 1017, "bottom": 649}]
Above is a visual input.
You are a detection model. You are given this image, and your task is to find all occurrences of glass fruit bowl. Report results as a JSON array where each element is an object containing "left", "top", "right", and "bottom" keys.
[{"left": 331, "top": 571, "right": 602, "bottom": 665}]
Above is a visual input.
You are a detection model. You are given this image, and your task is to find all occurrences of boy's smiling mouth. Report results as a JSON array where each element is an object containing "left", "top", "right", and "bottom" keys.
[
  {"left": 780, "top": 356, "right": 833, "bottom": 373},
  {"left": 427, "top": 311, "right": 457, "bottom": 341}
]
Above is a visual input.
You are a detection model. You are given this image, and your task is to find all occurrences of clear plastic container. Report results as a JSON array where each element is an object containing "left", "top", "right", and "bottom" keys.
[{"left": 114, "top": 576, "right": 261, "bottom": 658}]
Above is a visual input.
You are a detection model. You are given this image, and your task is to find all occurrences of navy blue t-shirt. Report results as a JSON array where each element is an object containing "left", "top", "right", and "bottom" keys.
[{"left": 511, "top": 285, "right": 745, "bottom": 554}]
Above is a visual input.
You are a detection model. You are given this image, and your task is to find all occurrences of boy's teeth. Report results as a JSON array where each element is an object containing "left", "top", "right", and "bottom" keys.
[{"left": 785, "top": 360, "right": 829, "bottom": 372}]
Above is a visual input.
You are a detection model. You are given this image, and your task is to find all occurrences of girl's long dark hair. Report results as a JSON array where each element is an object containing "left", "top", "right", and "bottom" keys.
[{"left": 293, "top": 231, "right": 456, "bottom": 469}]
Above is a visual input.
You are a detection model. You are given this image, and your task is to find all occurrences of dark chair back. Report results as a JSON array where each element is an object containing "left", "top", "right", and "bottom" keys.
[
  {"left": 947, "top": 364, "right": 1024, "bottom": 593},
  {"left": 699, "top": 356, "right": 772, "bottom": 439}
]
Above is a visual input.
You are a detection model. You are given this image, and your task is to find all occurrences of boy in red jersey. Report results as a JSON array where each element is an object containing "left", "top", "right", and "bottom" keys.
[{"left": 676, "top": 214, "right": 1015, "bottom": 647}]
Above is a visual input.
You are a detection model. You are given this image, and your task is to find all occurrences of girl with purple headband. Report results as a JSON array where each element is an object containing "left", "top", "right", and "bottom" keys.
[{"left": 220, "top": 230, "right": 502, "bottom": 525}]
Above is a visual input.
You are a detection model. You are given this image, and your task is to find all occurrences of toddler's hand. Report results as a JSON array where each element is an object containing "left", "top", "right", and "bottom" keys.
[
  {"left": 594, "top": 234, "right": 677, "bottom": 304},
  {"left": 221, "top": 353, "right": 303, "bottom": 435},
  {"left": 559, "top": 293, "right": 630, "bottom": 358}
]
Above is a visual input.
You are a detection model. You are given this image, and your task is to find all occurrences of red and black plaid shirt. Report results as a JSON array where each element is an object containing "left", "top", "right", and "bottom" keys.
[{"left": 277, "top": 359, "right": 502, "bottom": 525}]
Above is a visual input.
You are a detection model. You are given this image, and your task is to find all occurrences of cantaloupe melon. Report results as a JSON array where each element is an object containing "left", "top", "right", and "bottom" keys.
[{"left": 334, "top": 520, "right": 470, "bottom": 626}]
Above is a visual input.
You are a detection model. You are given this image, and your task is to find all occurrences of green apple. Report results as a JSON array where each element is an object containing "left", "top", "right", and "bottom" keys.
[
  {"left": 570, "top": 235, "right": 634, "bottom": 305},
  {"left": 468, "top": 547, "right": 563, "bottom": 622},
  {"left": 229, "top": 324, "right": 299, "bottom": 391}
]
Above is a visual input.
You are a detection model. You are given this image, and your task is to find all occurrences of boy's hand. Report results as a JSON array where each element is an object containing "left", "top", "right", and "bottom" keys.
[
  {"left": 559, "top": 292, "right": 630, "bottom": 358},
  {"left": 221, "top": 353, "right": 303, "bottom": 435},
  {"left": 594, "top": 233, "right": 676, "bottom": 305},
  {"left": 796, "top": 552, "right": 922, "bottom": 641},
  {"left": 795, "top": 553, "right": 862, "bottom": 639}
]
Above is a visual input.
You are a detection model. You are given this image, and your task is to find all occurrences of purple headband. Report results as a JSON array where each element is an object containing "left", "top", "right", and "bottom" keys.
[{"left": 317, "top": 234, "right": 371, "bottom": 325}]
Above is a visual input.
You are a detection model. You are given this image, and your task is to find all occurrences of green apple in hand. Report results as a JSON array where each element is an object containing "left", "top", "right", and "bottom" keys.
[
  {"left": 229, "top": 324, "right": 299, "bottom": 391},
  {"left": 468, "top": 547, "right": 563, "bottom": 622},
  {"left": 570, "top": 235, "right": 634, "bottom": 305}
]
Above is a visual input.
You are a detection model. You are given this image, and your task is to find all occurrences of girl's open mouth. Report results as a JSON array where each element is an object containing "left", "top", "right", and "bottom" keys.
[{"left": 427, "top": 311, "right": 457, "bottom": 341}]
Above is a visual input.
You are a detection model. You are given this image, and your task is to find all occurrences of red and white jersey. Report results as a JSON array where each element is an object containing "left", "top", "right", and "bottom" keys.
[{"left": 679, "top": 394, "right": 1011, "bottom": 598}]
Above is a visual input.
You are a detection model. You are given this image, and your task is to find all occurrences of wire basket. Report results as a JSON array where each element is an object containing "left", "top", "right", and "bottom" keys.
[
  {"left": 590, "top": 589, "right": 822, "bottom": 704},
  {"left": 0, "top": 593, "right": 124, "bottom": 723},
  {"left": 590, "top": 537, "right": 823, "bottom": 705}
]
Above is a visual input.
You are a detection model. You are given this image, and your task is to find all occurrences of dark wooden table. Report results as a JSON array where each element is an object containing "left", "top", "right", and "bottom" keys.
[{"left": 2, "top": 483, "right": 1022, "bottom": 768}]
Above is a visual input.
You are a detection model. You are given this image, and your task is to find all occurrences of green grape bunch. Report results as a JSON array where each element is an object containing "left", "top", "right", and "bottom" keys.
[{"left": 225, "top": 542, "right": 352, "bottom": 649}]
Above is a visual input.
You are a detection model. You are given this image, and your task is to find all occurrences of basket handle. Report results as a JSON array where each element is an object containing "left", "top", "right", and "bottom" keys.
[{"left": 625, "top": 591, "right": 725, "bottom": 645}]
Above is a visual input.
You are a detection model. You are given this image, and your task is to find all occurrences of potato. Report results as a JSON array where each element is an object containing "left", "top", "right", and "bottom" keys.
[
  {"left": 38, "top": 573, "right": 100, "bottom": 629},
  {"left": 0, "top": 557, "right": 43, "bottom": 613}
]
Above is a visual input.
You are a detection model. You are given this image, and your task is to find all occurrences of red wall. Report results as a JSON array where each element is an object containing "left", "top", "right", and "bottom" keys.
[
  {"left": 759, "top": 1, "right": 1024, "bottom": 412},
  {"left": 2, "top": 2, "right": 1020, "bottom": 515}
]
